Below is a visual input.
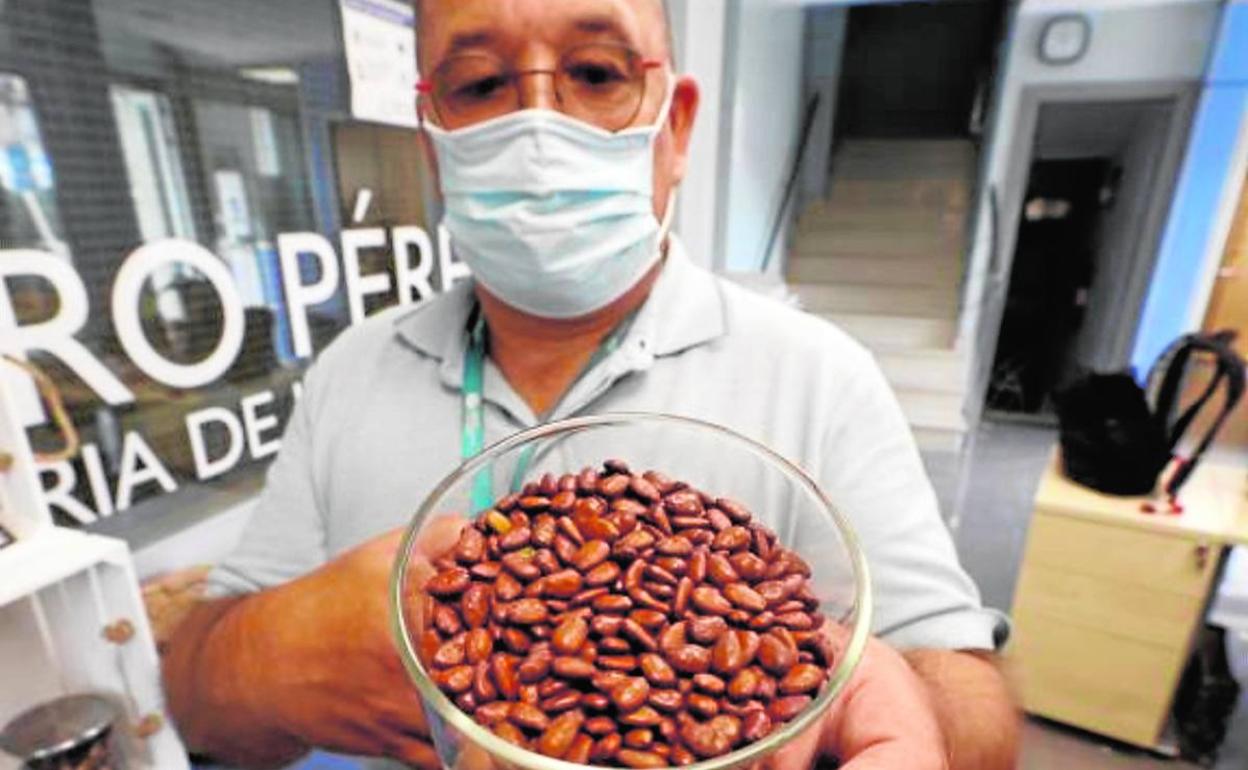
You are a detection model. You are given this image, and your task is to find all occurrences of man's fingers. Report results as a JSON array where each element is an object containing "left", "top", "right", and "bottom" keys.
[
  {"left": 416, "top": 514, "right": 470, "bottom": 560},
  {"left": 394, "top": 515, "right": 470, "bottom": 637},
  {"left": 394, "top": 737, "right": 442, "bottom": 770},
  {"left": 374, "top": 686, "right": 432, "bottom": 739},
  {"left": 404, "top": 515, "right": 471, "bottom": 593},
  {"left": 820, "top": 638, "right": 948, "bottom": 770},
  {"left": 765, "top": 715, "right": 824, "bottom": 770},
  {"left": 458, "top": 739, "right": 503, "bottom": 770},
  {"left": 837, "top": 744, "right": 939, "bottom": 770}
]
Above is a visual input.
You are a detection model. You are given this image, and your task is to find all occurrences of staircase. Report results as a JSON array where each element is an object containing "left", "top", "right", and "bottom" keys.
[{"left": 789, "top": 139, "right": 976, "bottom": 452}]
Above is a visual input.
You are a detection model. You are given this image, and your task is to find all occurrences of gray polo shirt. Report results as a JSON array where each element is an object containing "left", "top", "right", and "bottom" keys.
[{"left": 211, "top": 238, "right": 1005, "bottom": 653}]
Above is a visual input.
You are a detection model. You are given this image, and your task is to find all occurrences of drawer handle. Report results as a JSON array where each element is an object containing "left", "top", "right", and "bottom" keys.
[{"left": 1195, "top": 544, "right": 1210, "bottom": 570}]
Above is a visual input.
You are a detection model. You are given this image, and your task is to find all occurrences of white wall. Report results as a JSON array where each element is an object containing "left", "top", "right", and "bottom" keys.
[
  {"left": 670, "top": 0, "right": 813, "bottom": 274},
  {"left": 960, "top": 0, "right": 1221, "bottom": 410},
  {"left": 800, "top": 6, "right": 847, "bottom": 206},
  {"left": 1073, "top": 100, "right": 1173, "bottom": 371},
  {"left": 721, "top": 0, "right": 807, "bottom": 273},
  {"left": 669, "top": 0, "right": 728, "bottom": 270}
]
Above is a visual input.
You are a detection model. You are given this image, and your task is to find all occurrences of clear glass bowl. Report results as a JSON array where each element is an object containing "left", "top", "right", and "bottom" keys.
[{"left": 391, "top": 413, "right": 872, "bottom": 770}]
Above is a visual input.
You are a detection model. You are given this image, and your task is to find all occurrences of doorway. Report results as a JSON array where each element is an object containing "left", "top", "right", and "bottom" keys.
[
  {"left": 985, "top": 98, "right": 1187, "bottom": 418},
  {"left": 835, "top": 0, "right": 1003, "bottom": 140},
  {"left": 986, "top": 158, "right": 1106, "bottom": 414}
]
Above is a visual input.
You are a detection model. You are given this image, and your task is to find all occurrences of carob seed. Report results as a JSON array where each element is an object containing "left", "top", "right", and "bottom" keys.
[{"left": 417, "top": 463, "right": 834, "bottom": 765}]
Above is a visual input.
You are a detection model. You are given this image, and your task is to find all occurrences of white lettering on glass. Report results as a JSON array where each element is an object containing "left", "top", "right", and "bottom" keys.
[
  {"left": 277, "top": 232, "right": 341, "bottom": 358},
  {"left": 240, "top": 389, "right": 281, "bottom": 460},
  {"left": 392, "top": 225, "right": 436, "bottom": 303},
  {"left": 0, "top": 250, "right": 135, "bottom": 426},
  {"left": 186, "top": 406, "right": 245, "bottom": 481},
  {"left": 38, "top": 458, "right": 101, "bottom": 524},
  {"left": 112, "top": 239, "right": 246, "bottom": 388},
  {"left": 80, "top": 443, "right": 115, "bottom": 518},
  {"left": 438, "top": 223, "right": 472, "bottom": 290},
  {"left": 341, "top": 226, "right": 392, "bottom": 323},
  {"left": 1, "top": 222, "right": 459, "bottom": 516},
  {"left": 114, "top": 431, "right": 178, "bottom": 510}
]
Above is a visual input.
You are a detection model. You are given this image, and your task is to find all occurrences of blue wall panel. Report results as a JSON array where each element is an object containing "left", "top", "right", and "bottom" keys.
[{"left": 1131, "top": 2, "right": 1248, "bottom": 373}]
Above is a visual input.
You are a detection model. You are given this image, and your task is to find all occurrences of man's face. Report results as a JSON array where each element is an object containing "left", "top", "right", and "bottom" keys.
[{"left": 417, "top": 0, "right": 699, "bottom": 223}]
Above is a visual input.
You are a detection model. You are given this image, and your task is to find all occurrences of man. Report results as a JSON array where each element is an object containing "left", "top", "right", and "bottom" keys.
[{"left": 163, "top": 1, "right": 1019, "bottom": 768}]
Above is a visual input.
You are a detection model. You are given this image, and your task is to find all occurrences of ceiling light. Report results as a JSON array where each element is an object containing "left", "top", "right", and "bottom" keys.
[{"left": 239, "top": 67, "right": 300, "bottom": 86}]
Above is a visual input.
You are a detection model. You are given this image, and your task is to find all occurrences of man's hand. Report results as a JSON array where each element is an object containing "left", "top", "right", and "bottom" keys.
[
  {"left": 772, "top": 632, "right": 1020, "bottom": 770},
  {"left": 825, "top": 637, "right": 951, "bottom": 769},
  {"left": 163, "top": 521, "right": 462, "bottom": 769},
  {"left": 904, "top": 649, "right": 1019, "bottom": 770},
  {"left": 767, "top": 632, "right": 948, "bottom": 770}
]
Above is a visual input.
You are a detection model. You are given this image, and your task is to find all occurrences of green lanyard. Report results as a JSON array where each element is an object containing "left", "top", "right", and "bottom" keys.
[{"left": 461, "top": 308, "right": 633, "bottom": 513}]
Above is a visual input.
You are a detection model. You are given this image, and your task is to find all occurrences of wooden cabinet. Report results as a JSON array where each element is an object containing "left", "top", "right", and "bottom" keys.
[{"left": 1009, "top": 454, "right": 1247, "bottom": 749}]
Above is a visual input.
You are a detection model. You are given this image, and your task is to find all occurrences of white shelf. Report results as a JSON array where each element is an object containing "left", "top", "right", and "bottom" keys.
[
  {"left": 0, "top": 377, "right": 189, "bottom": 769},
  {"left": 0, "top": 529, "right": 190, "bottom": 769},
  {"left": 0, "top": 528, "right": 127, "bottom": 609}
]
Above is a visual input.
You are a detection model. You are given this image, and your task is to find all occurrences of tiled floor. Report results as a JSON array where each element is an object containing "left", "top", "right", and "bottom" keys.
[
  {"left": 952, "top": 419, "right": 1248, "bottom": 769},
  {"left": 1021, "top": 718, "right": 1199, "bottom": 769}
]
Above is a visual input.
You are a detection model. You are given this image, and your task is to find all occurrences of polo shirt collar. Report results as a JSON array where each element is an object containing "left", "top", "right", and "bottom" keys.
[
  {"left": 634, "top": 235, "right": 727, "bottom": 358},
  {"left": 391, "top": 234, "right": 727, "bottom": 389},
  {"left": 392, "top": 279, "right": 476, "bottom": 388}
]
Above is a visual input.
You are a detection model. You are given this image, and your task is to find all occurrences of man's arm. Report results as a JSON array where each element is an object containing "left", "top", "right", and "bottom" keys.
[
  {"left": 162, "top": 528, "right": 442, "bottom": 769},
  {"left": 163, "top": 595, "right": 307, "bottom": 768},
  {"left": 904, "top": 649, "right": 1020, "bottom": 770}
]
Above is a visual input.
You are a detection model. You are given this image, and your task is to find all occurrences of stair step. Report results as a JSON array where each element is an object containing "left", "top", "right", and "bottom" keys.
[
  {"left": 876, "top": 348, "right": 967, "bottom": 394},
  {"left": 813, "top": 179, "right": 972, "bottom": 210},
  {"left": 792, "top": 228, "right": 961, "bottom": 261},
  {"left": 820, "top": 312, "right": 956, "bottom": 350},
  {"left": 836, "top": 140, "right": 977, "bottom": 172},
  {"left": 897, "top": 388, "right": 967, "bottom": 432},
  {"left": 788, "top": 254, "right": 960, "bottom": 286},
  {"left": 913, "top": 425, "right": 967, "bottom": 453},
  {"left": 834, "top": 152, "right": 975, "bottom": 175},
  {"left": 794, "top": 282, "right": 955, "bottom": 317},
  {"left": 798, "top": 205, "right": 961, "bottom": 235},
  {"left": 839, "top": 138, "right": 977, "bottom": 158}
]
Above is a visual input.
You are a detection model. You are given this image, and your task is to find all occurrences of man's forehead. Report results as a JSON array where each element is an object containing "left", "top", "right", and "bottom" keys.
[{"left": 415, "top": 0, "right": 671, "bottom": 63}]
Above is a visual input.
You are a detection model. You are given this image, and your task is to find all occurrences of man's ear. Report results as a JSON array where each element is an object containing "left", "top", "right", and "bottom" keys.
[{"left": 667, "top": 75, "right": 700, "bottom": 182}]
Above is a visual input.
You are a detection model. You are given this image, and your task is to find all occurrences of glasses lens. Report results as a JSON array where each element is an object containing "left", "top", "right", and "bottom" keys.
[
  {"left": 557, "top": 44, "right": 646, "bottom": 130},
  {"left": 433, "top": 55, "right": 515, "bottom": 125}
]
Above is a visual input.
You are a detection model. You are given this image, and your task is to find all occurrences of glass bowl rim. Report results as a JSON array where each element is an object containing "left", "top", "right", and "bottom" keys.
[{"left": 391, "top": 411, "right": 873, "bottom": 770}]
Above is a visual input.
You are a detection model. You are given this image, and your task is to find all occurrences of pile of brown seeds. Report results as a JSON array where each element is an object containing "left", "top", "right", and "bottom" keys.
[{"left": 417, "top": 460, "right": 834, "bottom": 767}]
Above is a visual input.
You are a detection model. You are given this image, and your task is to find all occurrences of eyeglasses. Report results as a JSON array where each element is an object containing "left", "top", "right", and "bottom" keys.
[{"left": 418, "top": 43, "right": 663, "bottom": 132}]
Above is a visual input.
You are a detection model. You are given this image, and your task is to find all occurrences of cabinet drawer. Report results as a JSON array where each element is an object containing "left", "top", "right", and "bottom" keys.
[
  {"left": 1025, "top": 512, "right": 1217, "bottom": 597},
  {"left": 1013, "top": 564, "right": 1203, "bottom": 649},
  {"left": 1010, "top": 609, "right": 1186, "bottom": 748}
]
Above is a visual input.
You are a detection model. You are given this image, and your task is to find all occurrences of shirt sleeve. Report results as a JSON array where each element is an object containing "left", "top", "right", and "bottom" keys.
[
  {"left": 206, "top": 363, "right": 330, "bottom": 597},
  {"left": 816, "top": 347, "right": 1009, "bottom": 652}
]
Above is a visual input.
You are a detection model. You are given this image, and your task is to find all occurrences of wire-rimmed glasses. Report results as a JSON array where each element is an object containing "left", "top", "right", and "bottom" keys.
[{"left": 418, "top": 43, "right": 663, "bottom": 132}]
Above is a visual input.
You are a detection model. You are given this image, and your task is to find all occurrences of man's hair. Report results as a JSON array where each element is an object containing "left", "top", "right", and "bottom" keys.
[{"left": 412, "top": 1, "right": 675, "bottom": 69}]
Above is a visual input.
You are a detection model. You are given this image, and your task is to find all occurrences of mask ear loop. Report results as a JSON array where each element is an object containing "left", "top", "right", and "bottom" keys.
[
  {"left": 657, "top": 188, "right": 677, "bottom": 245},
  {"left": 643, "top": 71, "right": 678, "bottom": 138},
  {"left": 652, "top": 71, "right": 680, "bottom": 251}
]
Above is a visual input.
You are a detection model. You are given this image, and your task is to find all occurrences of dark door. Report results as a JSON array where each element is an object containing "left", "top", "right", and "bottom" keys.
[
  {"left": 986, "top": 158, "right": 1109, "bottom": 415},
  {"left": 836, "top": 0, "right": 1003, "bottom": 138}
]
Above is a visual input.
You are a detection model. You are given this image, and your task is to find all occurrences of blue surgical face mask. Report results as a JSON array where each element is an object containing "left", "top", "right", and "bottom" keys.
[{"left": 423, "top": 83, "right": 676, "bottom": 319}]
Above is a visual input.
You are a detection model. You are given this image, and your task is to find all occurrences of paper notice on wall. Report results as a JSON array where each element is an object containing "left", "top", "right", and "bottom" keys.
[
  {"left": 340, "top": 0, "right": 418, "bottom": 128},
  {"left": 213, "top": 170, "right": 252, "bottom": 242},
  {"left": 250, "top": 108, "right": 281, "bottom": 178}
]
